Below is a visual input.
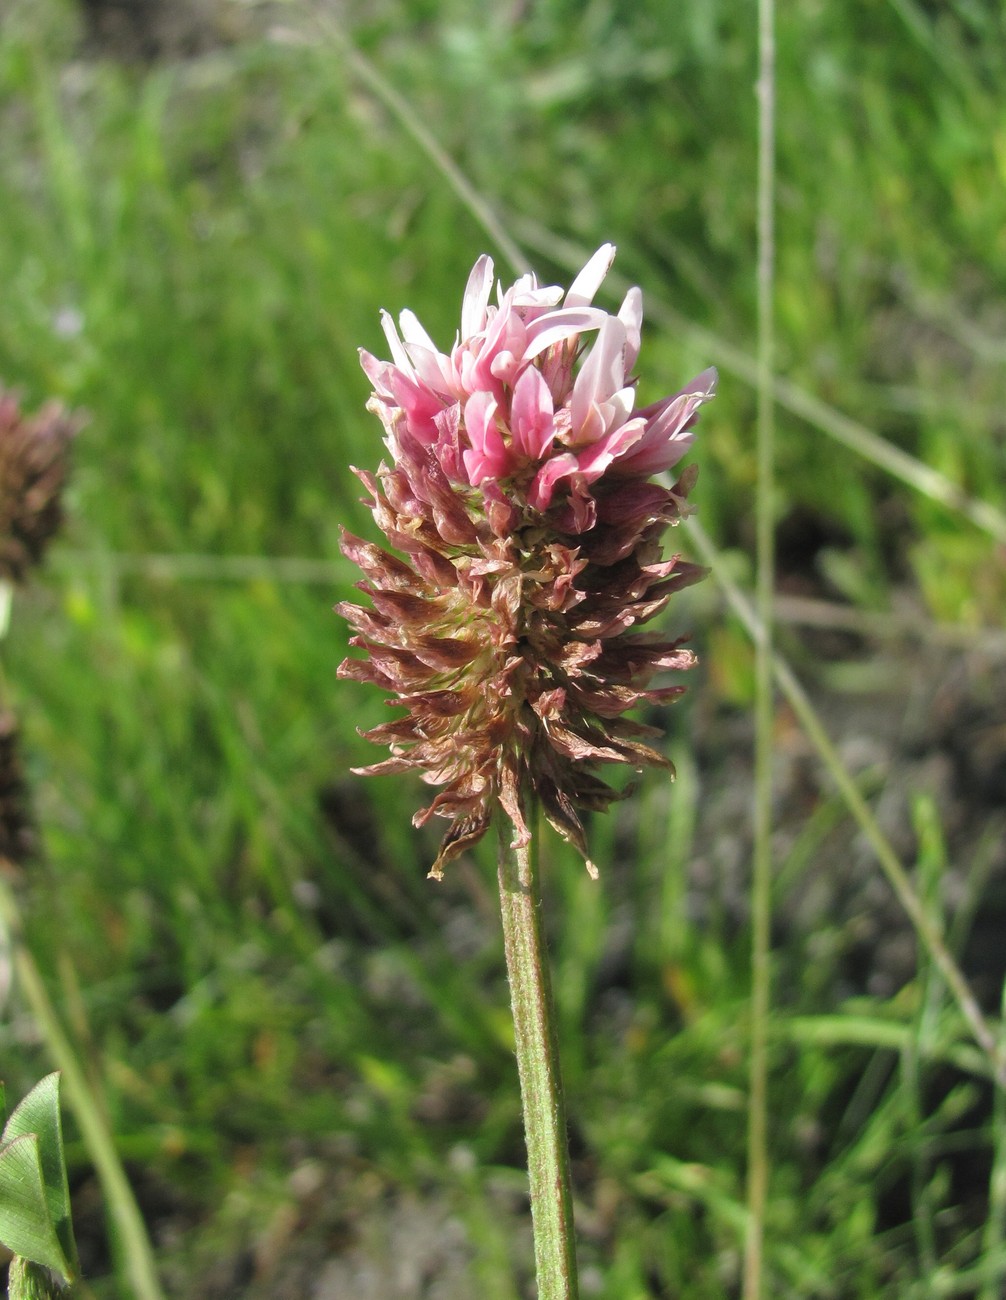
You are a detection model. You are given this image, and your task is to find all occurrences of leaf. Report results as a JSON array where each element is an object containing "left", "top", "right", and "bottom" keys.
[
  {"left": 1, "top": 1074, "right": 77, "bottom": 1281},
  {"left": 0, "top": 1133, "right": 72, "bottom": 1281}
]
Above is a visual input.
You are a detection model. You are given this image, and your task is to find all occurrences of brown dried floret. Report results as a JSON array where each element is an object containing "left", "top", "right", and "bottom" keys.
[
  {"left": 0, "top": 710, "right": 36, "bottom": 868},
  {"left": 0, "top": 391, "right": 79, "bottom": 584}
]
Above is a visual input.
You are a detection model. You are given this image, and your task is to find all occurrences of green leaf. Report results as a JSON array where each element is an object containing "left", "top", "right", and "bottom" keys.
[
  {"left": 0, "top": 1133, "right": 73, "bottom": 1280},
  {"left": 0, "top": 1074, "right": 78, "bottom": 1282},
  {"left": 8, "top": 1256, "right": 66, "bottom": 1300}
]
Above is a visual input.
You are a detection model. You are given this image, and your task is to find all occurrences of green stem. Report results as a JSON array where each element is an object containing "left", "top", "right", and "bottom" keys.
[
  {"left": 745, "top": 0, "right": 776, "bottom": 1295},
  {"left": 8, "top": 1257, "right": 64, "bottom": 1300},
  {"left": 496, "top": 820, "right": 579, "bottom": 1300},
  {"left": 978, "top": 982, "right": 1006, "bottom": 1300},
  {"left": 0, "top": 880, "right": 166, "bottom": 1300}
]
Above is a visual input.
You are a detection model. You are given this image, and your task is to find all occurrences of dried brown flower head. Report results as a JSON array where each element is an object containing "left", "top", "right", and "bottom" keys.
[
  {"left": 0, "top": 709, "right": 36, "bottom": 868},
  {"left": 0, "top": 390, "right": 79, "bottom": 584}
]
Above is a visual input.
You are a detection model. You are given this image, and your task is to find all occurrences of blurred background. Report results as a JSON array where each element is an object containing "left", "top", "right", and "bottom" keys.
[{"left": 1, "top": 0, "right": 1005, "bottom": 1295}]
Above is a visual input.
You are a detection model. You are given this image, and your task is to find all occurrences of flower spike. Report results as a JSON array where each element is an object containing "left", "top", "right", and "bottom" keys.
[{"left": 340, "top": 248, "right": 715, "bottom": 877}]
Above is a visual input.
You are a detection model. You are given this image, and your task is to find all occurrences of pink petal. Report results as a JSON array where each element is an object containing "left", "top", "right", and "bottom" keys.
[
  {"left": 613, "top": 368, "right": 717, "bottom": 477},
  {"left": 575, "top": 416, "right": 647, "bottom": 481},
  {"left": 510, "top": 366, "right": 556, "bottom": 461},
  {"left": 462, "top": 391, "right": 511, "bottom": 485},
  {"left": 401, "top": 340, "right": 455, "bottom": 398},
  {"left": 359, "top": 348, "right": 389, "bottom": 390},
  {"left": 528, "top": 451, "right": 579, "bottom": 511},
  {"left": 464, "top": 299, "right": 528, "bottom": 395},
  {"left": 360, "top": 351, "right": 446, "bottom": 445}
]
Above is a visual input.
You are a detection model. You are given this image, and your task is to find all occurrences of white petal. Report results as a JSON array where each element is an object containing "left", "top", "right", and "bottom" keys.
[
  {"left": 403, "top": 341, "right": 454, "bottom": 395},
  {"left": 380, "top": 309, "right": 413, "bottom": 375},
  {"left": 571, "top": 316, "right": 628, "bottom": 431},
  {"left": 504, "top": 272, "right": 538, "bottom": 305},
  {"left": 522, "top": 306, "right": 606, "bottom": 360},
  {"left": 565, "top": 244, "right": 616, "bottom": 307},
  {"left": 511, "top": 282, "right": 562, "bottom": 309},
  {"left": 687, "top": 366, "right": 718, "bottom": 399},
  {"left": 461, "top": 255, "right": 494, "bottom": 340},
  {"left": 601, "top": 383, "right": 637, "bottom": 430},
  {"left": 398, "top": 308, "right": 438, "bottom": 353},
  {"left": 617, "top": 286, "right": 643, "bottom": 371}
]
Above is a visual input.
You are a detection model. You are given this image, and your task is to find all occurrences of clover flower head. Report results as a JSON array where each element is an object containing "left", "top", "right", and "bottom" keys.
[
  {"left": 0, "top": 390, "right": 79, "bottom": 585},
  {"left": 339, "top": 246, "right": 715, "bottom": 878}
]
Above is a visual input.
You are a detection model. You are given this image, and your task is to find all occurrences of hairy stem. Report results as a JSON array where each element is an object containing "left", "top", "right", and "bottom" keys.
[{"left": 497, "top": 821, "right": 579, "bottom": 1300}]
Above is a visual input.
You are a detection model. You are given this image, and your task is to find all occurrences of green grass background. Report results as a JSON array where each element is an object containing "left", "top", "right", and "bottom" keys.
[{"left": 1, "top": 0, "right": 1005, "bottom": 1294}]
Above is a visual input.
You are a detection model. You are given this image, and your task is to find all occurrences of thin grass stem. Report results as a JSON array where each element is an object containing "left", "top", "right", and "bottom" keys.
[
  {"left": 978, "top": 979, "right": 1006, "bottom": 1300},
  {"left": 496, "top": 819, "right": 579, "bottom": 1300},
  {"left": 51, "top": 549, "right": 351, "bottom": 585},
  {"left": 905, "top": 801, "right": 946, "bottom": 1279},
  {"left": 744, "top": 1, "right": 776, "bottom": 1294},
  {"left": 686, "top": 517, "right": 1004, "bottom": 1083},
  {"left": 312, "top": 19, "right": 531, "bottom": 279}
]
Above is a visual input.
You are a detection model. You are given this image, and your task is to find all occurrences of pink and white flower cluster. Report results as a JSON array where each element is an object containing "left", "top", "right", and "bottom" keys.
[
  {"left": 342, "top": 246, "right": 715, "bottom": 877},
  {"left": 360, "top": 245, "right": 716, "bottom": 532}
]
